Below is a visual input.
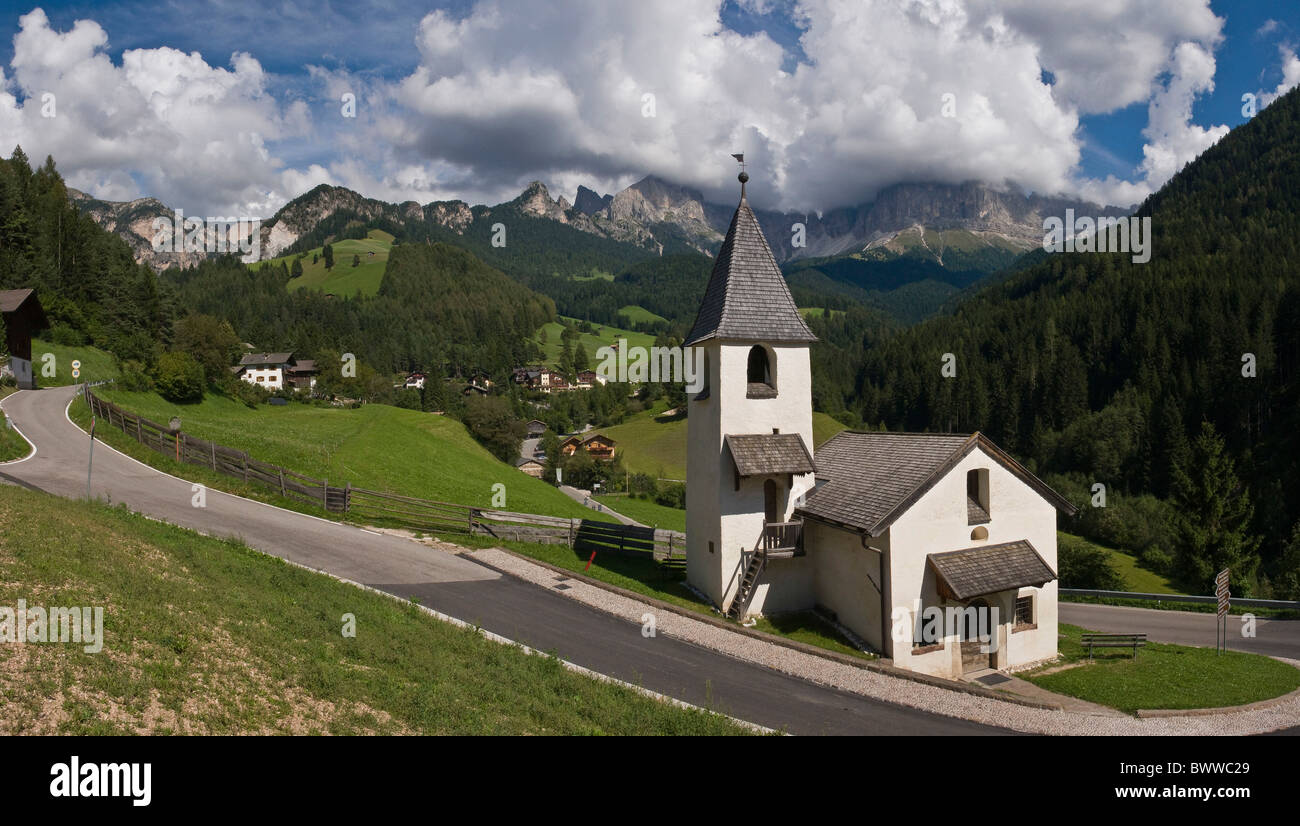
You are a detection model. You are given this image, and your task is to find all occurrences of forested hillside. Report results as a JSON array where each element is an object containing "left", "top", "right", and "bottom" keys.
[
  {"left": 848, "top": 87, "right": 1300, "bottom": 595},
  {"left": 0, "top": 148, "right": 171, "bottom": 360},
  {"left": 164, "top": 243, "right": 555, "bottom": 377}
]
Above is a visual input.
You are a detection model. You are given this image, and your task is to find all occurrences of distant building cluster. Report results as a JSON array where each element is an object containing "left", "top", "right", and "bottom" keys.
[
  {"left": 512, "top": 366, "right": 606, "bottom": 393},
  {"left": 233, "top": 352, "right": 318, "bottom": 392}
]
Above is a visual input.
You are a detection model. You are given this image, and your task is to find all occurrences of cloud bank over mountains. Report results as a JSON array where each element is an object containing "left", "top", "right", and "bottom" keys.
[{"left": 0, "top": 1, "right": 1296, "bottom": 218}]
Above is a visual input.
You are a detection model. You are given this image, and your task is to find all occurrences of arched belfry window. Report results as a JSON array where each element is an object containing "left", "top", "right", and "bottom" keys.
[{"left": 746, "top": 345, "right": 776, "bottom": 399}]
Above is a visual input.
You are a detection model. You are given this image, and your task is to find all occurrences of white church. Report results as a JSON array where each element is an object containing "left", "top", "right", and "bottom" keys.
[{"left": 684, "top": 169, "right": 1076, "bottom": 679}]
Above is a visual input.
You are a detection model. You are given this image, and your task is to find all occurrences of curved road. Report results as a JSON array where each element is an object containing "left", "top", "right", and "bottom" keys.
[{"left": 0, "top": 385, "right": 1003, "bottom": 735}]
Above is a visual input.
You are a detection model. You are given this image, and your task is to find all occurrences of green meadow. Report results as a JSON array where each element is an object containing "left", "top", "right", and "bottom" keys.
[
  {"left": 84, "top": 387, "right": 595, "bottom": 520},
  {"left": 534, "top": 317, "right": 658, "bottom": 369},
  {"left": 255, "top": 229, "right": 395, "bottom": 297}
]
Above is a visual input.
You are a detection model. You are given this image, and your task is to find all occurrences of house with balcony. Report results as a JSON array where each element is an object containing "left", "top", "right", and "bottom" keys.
[
  {"left": 560, "top": 433, "right": 617, "bottom": 460},
  {"left": 234, "top": 352, "right": 318, "bottom": 392},
  {"left": 684, "top": 170, "right": 1075, "bottom": 679}
]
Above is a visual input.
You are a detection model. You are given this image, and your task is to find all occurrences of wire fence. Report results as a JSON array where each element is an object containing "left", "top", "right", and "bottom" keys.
[{"left": 83, "top": 386, "right": 686, "bottom": 564}]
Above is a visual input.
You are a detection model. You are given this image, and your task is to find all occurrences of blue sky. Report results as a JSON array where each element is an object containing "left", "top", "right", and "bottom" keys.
[{"left": 1, "top": 1, "right": 1296, "bottom": 215}]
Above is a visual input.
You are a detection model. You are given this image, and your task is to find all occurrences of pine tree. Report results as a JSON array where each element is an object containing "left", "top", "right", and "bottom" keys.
[{"left": 1170, "top": 421, "right": 1262, "bottom": 593}]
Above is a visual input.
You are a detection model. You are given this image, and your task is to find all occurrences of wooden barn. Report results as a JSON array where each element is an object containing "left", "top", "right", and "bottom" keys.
[{"left": 0, "top": 289, "right": 48, "bottom": 389}]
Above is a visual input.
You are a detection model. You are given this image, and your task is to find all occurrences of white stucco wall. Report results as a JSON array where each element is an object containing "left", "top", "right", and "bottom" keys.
[
  {"left": 9, "top": 356, "right": 33, "bottom": 389},
  {"left": 241, "top": 367, "right": 284, "bottom": 389},
  {"left": 686, "top": 340, "right": 816, "bottom": 614},
  {"left": 805, "top": 521, "right": 886, "bottom": 651},
  {"left": 885, "top": 444, "right": 1060, "bottom": 677}
]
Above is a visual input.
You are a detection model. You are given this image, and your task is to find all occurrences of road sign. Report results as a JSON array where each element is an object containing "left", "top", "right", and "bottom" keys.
[
  {"left": 1215, "top": 568, "right": 1230, "bottom": 654},
  {"left": 71, "top": 360, "right": 81, "bottom": 370},
  {"left": 71, "top": 368, "right": 80, "bottom": 379}
]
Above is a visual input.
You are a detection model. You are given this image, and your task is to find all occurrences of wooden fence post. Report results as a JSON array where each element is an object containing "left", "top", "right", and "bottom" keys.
[
  {"left": 568, "top": 518, "right": 574, "bottom": 549},
  {"left": 242, "top": 454, "right": 249, "bottom": 483},
  {"left": 210, "top": 443, "right": 216, "bottom": 471},
  {"left": 279, "top": 468, "right": 286, "bottom": 497},
  {"left": 344, "top": 482, "right": 350, "bottom": 513},
  {"left": 323, "top": 479, "right": 329, "bottom": 512}
]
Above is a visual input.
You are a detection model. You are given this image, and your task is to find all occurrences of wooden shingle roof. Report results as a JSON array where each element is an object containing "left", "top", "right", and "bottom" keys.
[
  {"left": 0, "top": 288, "right": 36, "bottom": 313},
  {"left": 684, "top": 184, "right": 815, "bottom": 346},
  {"left": 927, "top": 540, "right": 1057, "bottom": 601},
  {"left": 725, "top": 433, "right": 815, "bottom": 477},
  {"left": 797, "top": 431, "right": 1076, "bottom": 535}
]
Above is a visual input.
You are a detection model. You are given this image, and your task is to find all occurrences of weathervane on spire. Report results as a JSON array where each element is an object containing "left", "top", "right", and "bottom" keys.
[{"left": 732, "top": 153, "right": 748, "bottom": 198}]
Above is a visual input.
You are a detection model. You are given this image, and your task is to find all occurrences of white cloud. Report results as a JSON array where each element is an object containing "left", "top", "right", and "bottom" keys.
[
  {"left": 381, "top": 0, "right": 1234, "bottom": 211},
  {"left": 0, "top": 1, "right": 1250, "bottom": 215},
  {"left": 1260, "top": 47, "right": 1300, "bottom": 107},
  {"left": 0, "top": 8, "right": 312, "bottom": 216}
]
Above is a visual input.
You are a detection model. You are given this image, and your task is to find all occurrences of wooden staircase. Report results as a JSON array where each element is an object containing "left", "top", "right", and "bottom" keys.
[
  {"left": 726, "top": 520, "right": 805, "bottom": 620},
  {"left": 727, "top": 549, "right": 766, "bottom": 620}
]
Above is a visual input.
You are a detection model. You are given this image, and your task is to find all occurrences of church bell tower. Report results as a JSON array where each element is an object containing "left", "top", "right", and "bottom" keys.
[{"left": 685, "top": 163, "right": 818, "bottom": 618}]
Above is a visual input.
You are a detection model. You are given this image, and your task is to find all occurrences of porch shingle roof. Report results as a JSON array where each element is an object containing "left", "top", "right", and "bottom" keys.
[
  {"left": 725, "top": 433, "right": 815, "bottom": 477},
  {"left": 927, "top": 540, "right": 1057, "bottom": 601}
]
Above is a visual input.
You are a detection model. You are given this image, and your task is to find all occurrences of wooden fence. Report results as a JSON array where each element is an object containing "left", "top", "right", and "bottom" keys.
[{"left": 83, "top": 387, "right": 686, "bottom": 566}]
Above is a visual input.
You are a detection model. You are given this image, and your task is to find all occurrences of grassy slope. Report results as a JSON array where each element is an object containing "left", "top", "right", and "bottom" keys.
[
  {"left": 797, "top": 307, "right": 846, "bottom": 320},
  {"left": 29, "top": 338, "right": 120, "bottom": 387},
  {"left": 1024, "top": 624, "right": 1300, "bottom": 713},
  {"left": 257, "top": 229, "right": 394, "bottom": 297},
  {"left": 617, "top": 305, "right": 668, "bottom": 325},
  {"left": 0, "top": 485, "right": 747, "bottom": 735},
  {"left": 593, "top": 494, "right": 686, "bottom": 532},
  {"left": 1060, "top": 531, "right": 1182, "bottom": 595},
  {"left": 535, "top": 318, "right": 658, "bottom": 369},
  {"left": 599, "top": 403, "right": 846, "bottom": 480},
  {"left": 91, "top": 388, "right": 596, "bottom": 520}
]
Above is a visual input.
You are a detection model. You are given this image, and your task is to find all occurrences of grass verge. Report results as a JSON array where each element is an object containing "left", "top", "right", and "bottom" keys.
[
  {"left": 1021, "top": 623, "right": 1300, "bottom": 713},
  {"left": 0, "top": 484, "right": 752, "bottom": 735}
]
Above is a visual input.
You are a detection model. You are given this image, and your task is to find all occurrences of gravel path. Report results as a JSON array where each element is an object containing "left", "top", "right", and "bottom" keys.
[{"left": 472, "top": 548, "right": 1300, "bottom": 735}]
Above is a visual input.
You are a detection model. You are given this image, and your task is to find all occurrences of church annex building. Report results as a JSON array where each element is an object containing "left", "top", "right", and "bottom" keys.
[{"left": 684, "top": 171, "right": 1077, "bottom": 680}]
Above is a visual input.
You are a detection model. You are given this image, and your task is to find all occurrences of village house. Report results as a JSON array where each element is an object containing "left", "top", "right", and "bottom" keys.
[
  {"left": 513, "top": 367, "right": 572, "bottom": 393},
  {"left": 684, "top": 170, "right": 1075, "bottom": 680},
  {"left": 560, "top": 433, "right": 617, "bottom": 460},
  {"left": 403, "top": 371, "right": 426, "bottom": 390},
  {"left": 234, "top": 352, "right": 319, "bottom": 392},
  {"left": 526, "top": 419, "right": 547, "bottom": 437},
  {"left": 514, "top": 457, "right": 545, "bottom": 478},
  {"left": 575, "top": 369, "right": 606, "bottom": 388},
  {"left": 0, "top": 289, "right": 47, "bottom": 390}
]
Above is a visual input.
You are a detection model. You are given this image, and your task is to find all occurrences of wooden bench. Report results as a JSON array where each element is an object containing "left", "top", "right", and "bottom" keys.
[{"left": 1081, "top": 633, "right": 1147, "bottom": 660}]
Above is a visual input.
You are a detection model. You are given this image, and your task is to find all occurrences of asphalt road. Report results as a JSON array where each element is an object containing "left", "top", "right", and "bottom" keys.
[
  {"left": 0, "top": 385, "right": 1003, "bottom": 735},
  {"left": 1060, "top": 602, "right": 1300, "bottom": 660}
]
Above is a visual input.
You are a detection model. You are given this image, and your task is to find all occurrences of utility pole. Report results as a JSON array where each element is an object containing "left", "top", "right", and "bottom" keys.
[{"left": 86, "top": 411, "right": 96, "bottom": 501}]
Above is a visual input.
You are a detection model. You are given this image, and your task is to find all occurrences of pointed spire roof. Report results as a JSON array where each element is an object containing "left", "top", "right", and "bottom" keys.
[{"left": 685, "top": 174, "right": 816, "bottom": 347}]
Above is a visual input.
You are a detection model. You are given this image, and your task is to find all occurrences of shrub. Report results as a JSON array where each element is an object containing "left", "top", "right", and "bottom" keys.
[
  {"left": 47, "top": 323, "right": 87, "bottom": 347},
  {"left": 117, "top": 360, "right": 154, "bottom": 392},
  {"left": 153, "top": 352, "right": 205, "bottom": 403},
  {"left": 1139, "top": 545, "right": 1174, "bottom": 577},
  {"left": 653, "top": 482, "right": 686, "bottom": 509},
  {"left": 1058, "top": 535, "right": 1125, "bottom": 590}
]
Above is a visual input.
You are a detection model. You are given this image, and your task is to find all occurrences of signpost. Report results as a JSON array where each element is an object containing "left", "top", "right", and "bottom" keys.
[
  {"left": 71, "top": 359, "right": 81, "bottom": 382},
  {"left": 1215, "top": 568, "right": 1230, "bottom": 654}
]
